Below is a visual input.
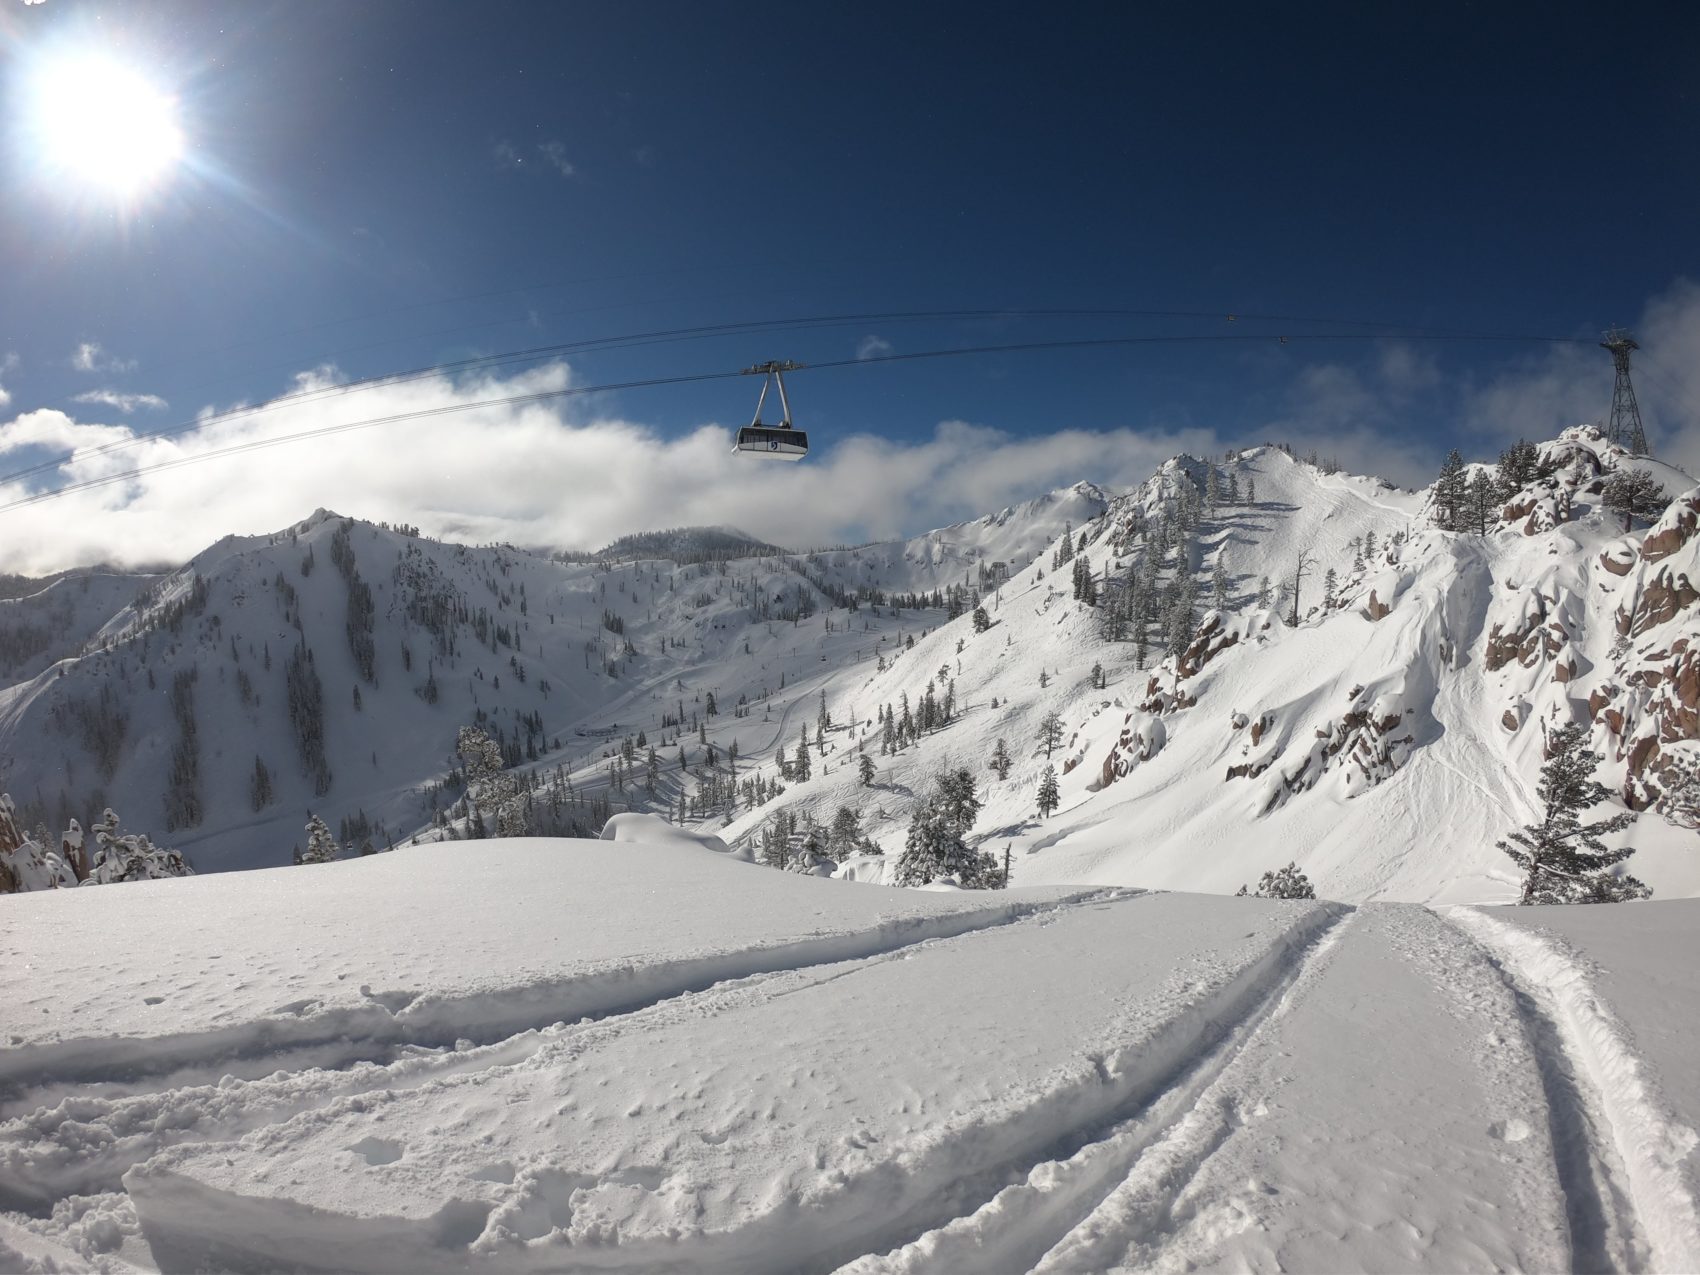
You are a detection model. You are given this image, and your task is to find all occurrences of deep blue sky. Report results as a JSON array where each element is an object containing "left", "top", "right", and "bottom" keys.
[{"left": 2, "top": 0, "right": 1697, "bottom": 482}]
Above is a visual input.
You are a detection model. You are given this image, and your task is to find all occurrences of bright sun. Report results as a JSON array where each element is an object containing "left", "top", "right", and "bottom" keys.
[{"left": 27, "top": 55, "right": 184, "bottom": 198}]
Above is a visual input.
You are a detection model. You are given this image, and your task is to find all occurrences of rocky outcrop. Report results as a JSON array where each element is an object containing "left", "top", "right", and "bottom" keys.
[
  {"left": 1640, "top": 490, "right": 1700, "bottom": 563},
  {"left": 1484, "top": 591, "right": 1569, "bottom": 672},
  {"left": 1254, "top": 693, "right": 1415, "bottom": 813},
  {"left": 1178, "top": 614, "right": 1239, "bottom": 678},
  {"left": 1093, "top": 712, "right": 1166, "bottom": 789}
]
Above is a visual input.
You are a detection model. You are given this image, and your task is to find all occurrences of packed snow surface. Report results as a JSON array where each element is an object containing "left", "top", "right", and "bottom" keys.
[{"left": 4, "top": 833, "right": 1698, "bottom": 1272}]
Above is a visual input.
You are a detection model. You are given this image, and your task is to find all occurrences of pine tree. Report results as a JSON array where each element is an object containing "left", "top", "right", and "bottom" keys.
[
  {"left": 1036, "top": 764, "right": 1060, "bottom": 818},
  {"left": 1211, "top": 558, "right": 1229, "bottom": 611},
  {"left": 829, "top": 806, "right": 863, "bottom": 859},
  {"left": 894, "top": 772, "right": 996, "bottom": 887},
  {"left": 1038, "top": 711, "right": 1065, "bottom": 758},
  {"left": 972, "top": 605, "right": 991, "bottom": 633},
  {"left": 1433, "top": 449, "right": 1467, "bottom": 531},
  {"left": 1466, "top": 470, "right": 1498, "bottom": 535},
  {"left": 302, "top": 813, "right": 338, "bottom": 864},
  {"left": 794, "top": 726, "right": 811, "bottom": 780},
  {"left": 1495, "top": 438, "right": 1542, "bottom": 498},
  {"left": 990, "top": 737, "right": 1012, "bottom": 780},
  {"left": 1601, "top": 469, "right": 1670, "bottom": 533},
  {"left": 1247, "top": 475, "right": 1256, "bottom": 504},
  {"left": 933, "top": 768, "right": 981, "bottom": 834},
  {"left": 858, "top": 752, "right": 877, "bottom": 787},
  {"left": 1500, "top": 722, "right": 1649, "bottom": 904},
  {"left": 1237, "top": 862, "right": 1316, "bottom": 899},
  {"left": 249, "top": 755, "right": 273, "bottom": 812}
]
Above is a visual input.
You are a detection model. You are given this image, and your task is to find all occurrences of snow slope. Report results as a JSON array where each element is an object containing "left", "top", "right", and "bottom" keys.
[
  {"left": 3, "top": 430, "right": 1699, "bottom": 910},
  {"left": 719, "top": 430, "right": 1700, "bottom": 905},
  {"left": 3, "top": 829, "right": 1696, "bottom": 1272}
]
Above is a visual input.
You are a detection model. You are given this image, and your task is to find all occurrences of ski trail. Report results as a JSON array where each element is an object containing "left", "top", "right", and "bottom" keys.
[
  {"left": 4, "top": 889, "right": 1107, "bottom": 1106},
  {"left": 853, "top": 902, "right": 1577, "bottom": 1275},
  {"left": 0, "top": 891, "right": 1125, "bottom": 1212},
  {"left": 1444, "top": 905, "right": 1700, "bottom": 1274},
  {"left": 834, "top": 908, "right": 1356, "bottom": 1275}
]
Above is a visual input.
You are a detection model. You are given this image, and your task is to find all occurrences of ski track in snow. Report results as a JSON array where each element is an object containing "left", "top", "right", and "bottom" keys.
[
  {"left": 0, "top": 887, "right": 1122, "bottom": 1212},
  {"left": 97, "top": 894, "right": 1337, "bottom": 1273},
  {"left": 845, "top": 901, "right": 1699, "bottom": 1274},
  {"left": 834, "top": 907, "right": 1359, "bottom": 1275},
  {"left": 1444, "top": 905, "right": 1700, "bottom": 1275}
]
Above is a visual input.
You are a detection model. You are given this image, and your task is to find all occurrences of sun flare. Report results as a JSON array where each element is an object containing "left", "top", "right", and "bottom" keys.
[{"left": 26, "top": 55, "right": 184, "bottom": 198}]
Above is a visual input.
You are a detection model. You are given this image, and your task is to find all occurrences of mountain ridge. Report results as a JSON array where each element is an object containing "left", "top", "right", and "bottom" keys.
[{"left": 3, "top": 437, "right": 1698, "bottom": 904}]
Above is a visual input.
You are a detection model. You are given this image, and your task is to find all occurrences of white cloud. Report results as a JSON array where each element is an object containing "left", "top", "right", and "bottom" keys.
[
  {"left": 70, "top": 341, "right": 137, "bottom": 374},
  {"left": 492, "top": 140, "right": 524, "bottom": 170},
  {"left": 71, "top": 389, "right": 168, "bottom": 414},
  {"left": 536, "top": 141, "right": 575, "bottom": 177},
  {"left": 6, "top": 284, "right": 1695, "bottom": 575},
  {"left": 0, "top": 361, "right": 1218, "bottom": 574},
  {"left": 0, "top": 408, "right": 134, "bottom": 457},
  {"left": 856, "top": 335, "right": 893, "bottom": 361},
  {"left": 0, "top": 352, "right": 15, "bottom": 409}
]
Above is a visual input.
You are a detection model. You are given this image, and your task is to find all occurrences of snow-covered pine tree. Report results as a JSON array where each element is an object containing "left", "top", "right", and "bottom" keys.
[
  {"left": 1237, "top": 862, "right": 1316, "bottom": 899},
  {"left": 85, "top": 808, "right": 193, "bottom": 883},
  {"left": 302, "top": 812, "right": 338, "bottom": 864},
  {"left": 1036, "top": 764, "right": 1060, "bottom": 818},
  {"left": 457, "top": 724, "right": 528, "bottom": 836},
  {"left": 858, "top": 752, "right": 877, "bottom": 786},
  {"left": 990, "top": 737, "right": 1012, "bottom": 780},
  {"left": 893, "top": 771, "right": 996, "bottom": 887},
  {"left": 1499, "top": 722, "right": 1650, "bottom": 904}
]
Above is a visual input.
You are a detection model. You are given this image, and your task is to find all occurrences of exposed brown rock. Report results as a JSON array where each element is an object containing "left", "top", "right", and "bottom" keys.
[
  {"left": 1641, "top": 492, "right": 1700, "bottom": 563},
  {"left": 1618, "top": 568, "right": 1700, "bottom": 637},
  {"left": 1598, "top": 548, "right": 1634, "bottom": 577},
  {"left": 1365, "top": 591, "right": 1391, "bottom": 621}
]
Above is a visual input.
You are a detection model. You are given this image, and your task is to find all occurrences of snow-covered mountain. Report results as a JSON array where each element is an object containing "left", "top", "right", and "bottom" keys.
[
  {"left": 2, "top": 432, "right": 1698, "bottom": 903},
  {"left": 0, "top": 481, "right": 1102, "bottom": 873}
]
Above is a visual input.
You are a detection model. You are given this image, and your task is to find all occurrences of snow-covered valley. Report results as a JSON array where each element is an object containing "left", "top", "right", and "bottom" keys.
[{"left": 5, "top": 428, "right": 1700, "bottom": 1270}]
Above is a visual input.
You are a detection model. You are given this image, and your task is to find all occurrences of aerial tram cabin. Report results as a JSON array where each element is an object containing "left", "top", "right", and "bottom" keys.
[{"left": 734, "top": 360, "right": 808, "bottom": 461}]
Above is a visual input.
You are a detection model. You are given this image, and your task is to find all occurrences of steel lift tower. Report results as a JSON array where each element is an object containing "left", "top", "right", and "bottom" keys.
[{"left": 1601, "top": 328, "right": 1649, "bottom": 455}]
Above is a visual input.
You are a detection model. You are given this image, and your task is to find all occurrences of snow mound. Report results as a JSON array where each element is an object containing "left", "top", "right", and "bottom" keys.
[{"left": 599, "top": 812, "right": 749, "bottom": 860}]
